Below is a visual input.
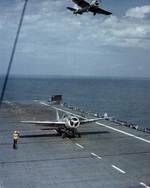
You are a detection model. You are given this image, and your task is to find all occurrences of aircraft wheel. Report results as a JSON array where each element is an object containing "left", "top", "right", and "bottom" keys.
[
  {"left": 62, "top": 133, "right": 66, "bottom": 139},
  {"left": 78, "top": 133, "right": 81, "bottom": 138},
  {"left": 57, "top": 129, "right": 62, "bottom": 136}
]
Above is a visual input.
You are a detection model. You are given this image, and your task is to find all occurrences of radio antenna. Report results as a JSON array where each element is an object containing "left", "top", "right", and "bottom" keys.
[{"left": 0, "top": 0, "right": 29, "bottom": 109}]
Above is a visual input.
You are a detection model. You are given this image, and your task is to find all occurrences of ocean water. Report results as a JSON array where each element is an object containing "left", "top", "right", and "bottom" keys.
[{"left": 1, "top": 77, "right": 150, "bottom": 128}]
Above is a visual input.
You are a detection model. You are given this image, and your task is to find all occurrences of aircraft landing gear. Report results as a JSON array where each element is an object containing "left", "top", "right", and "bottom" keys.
[
  {"left": 62, "top": 132, "right": 66, "bottom": 139},
  {"left": 56, "top": 128, "right": 62, "bottom": 136},
  {"left": 73, "top": 129, "right": 81, "bottom": 138},
  {"left": 78, "top": 133, "right": 81, "bottom": 138},
  {"left": 61, "top": 129, "right": 81, "bottom": 139}
]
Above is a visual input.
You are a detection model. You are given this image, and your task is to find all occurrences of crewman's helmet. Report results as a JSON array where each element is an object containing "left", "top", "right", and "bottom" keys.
[{"left": 14, "top": 131, "right": 17, "bottom": 133}]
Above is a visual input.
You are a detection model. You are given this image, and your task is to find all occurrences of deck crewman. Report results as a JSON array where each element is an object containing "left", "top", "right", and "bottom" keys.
[{"left": 13, "top": 131, "right": 19, "bottom": 149}]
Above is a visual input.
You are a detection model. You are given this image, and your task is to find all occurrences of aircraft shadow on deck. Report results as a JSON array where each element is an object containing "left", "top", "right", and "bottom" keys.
[
  {"left": 20, "top": 134, "right": 59, "bottom": 138},
  {"left": 20, "top": 131, "right": 109, "bottom": 138},
  {"left": 80, "top": 130, "right": 109, "bottom": 135}
]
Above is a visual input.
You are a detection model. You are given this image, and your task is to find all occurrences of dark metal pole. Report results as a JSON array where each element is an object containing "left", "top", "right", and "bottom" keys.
[{"left": 0, "top": 0, "right": 28, "bottom": 109}]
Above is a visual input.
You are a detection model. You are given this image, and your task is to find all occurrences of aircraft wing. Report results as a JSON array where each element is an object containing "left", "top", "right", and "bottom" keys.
[
  {"left": 67, "top": 7, "right": 76, "bottom": 11},
  {"left": 72, "top": 0, "right": 90, "bottom": 8},
  {"left": 93, "top": 7, "right": 112, "bottom": 15},
  {"left": 21, "top": 121, "right": 65, "bottom": 128},
  {"left": 80, "top": 117, "right": 103, "bottom": 125}
]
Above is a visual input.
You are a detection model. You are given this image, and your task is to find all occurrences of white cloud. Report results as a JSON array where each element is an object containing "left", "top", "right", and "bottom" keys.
[
  {"left": 126, "top": 5, "right": 150, "bottom": 19},
  {"left": 60, "top": 14, "right": 150, "bottom": 48},
  {"left": 0, "top": 0, "right": 150, "bottom": 77},
  {"left": 1, "top": 1, "right": 150, "bottom": 55},
  {"left": 0, "top": 21, "right": 2, "bottom": 30},
  {"left": 22, "top": 2, "right": 150, "bottom": 49}
]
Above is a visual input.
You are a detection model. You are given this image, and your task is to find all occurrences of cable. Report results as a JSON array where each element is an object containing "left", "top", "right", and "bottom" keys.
[{"left": 0, "top": 0, "right": 29, "bottom": 109}]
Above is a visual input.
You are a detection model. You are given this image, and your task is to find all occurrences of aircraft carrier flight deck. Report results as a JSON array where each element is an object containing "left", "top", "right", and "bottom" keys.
[{"left": 0, "top": 101, "right": 150, "bottom": 188}]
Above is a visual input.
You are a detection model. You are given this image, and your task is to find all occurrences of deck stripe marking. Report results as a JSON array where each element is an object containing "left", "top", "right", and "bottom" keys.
[
  {"left": 40, "top": 102, "right": 150, "bottom": 144},
  {"left": 91, "top": 152, "right": 102, "bottom": 159},
  {"left": 75, "top": 143, "right": 84, "bottom": 149},
  {"left": 140, "top": 182, "right": 150, "bottom": 188},
  {"left": 112, "top": 165, "right": 126, "bottom": 174},
  {"left": 40, "top": 102, "right": 50, "bottom": 106},
  {"left": 96, "top": 122, "right": 150, "bottom": 144}
]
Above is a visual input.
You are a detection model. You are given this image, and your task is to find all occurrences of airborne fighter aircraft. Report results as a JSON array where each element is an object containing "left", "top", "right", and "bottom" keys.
[
  {"left": 67, "top": 0, "right": 112, "bottom": 16},
  {"left": 21, "top": 109, "right": 105, "bottom": 138}
]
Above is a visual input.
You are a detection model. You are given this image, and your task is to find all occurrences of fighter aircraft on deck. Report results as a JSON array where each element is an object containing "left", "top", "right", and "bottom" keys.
[
  {"left": 21, "top": 109, "right": 106, "bottom": 138},
  {"left": 67, "top": 0, "right": 112, "bottom": 16}
]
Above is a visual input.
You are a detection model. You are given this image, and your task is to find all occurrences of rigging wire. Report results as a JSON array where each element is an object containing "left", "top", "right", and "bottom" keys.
[{"left": 0, "top": 0, "right": 29, "bottom": 109}]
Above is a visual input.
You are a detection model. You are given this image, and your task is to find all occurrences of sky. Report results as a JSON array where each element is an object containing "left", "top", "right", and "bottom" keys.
[{"left": 0, "top": 0, "right": 150, "bottom": 78}]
